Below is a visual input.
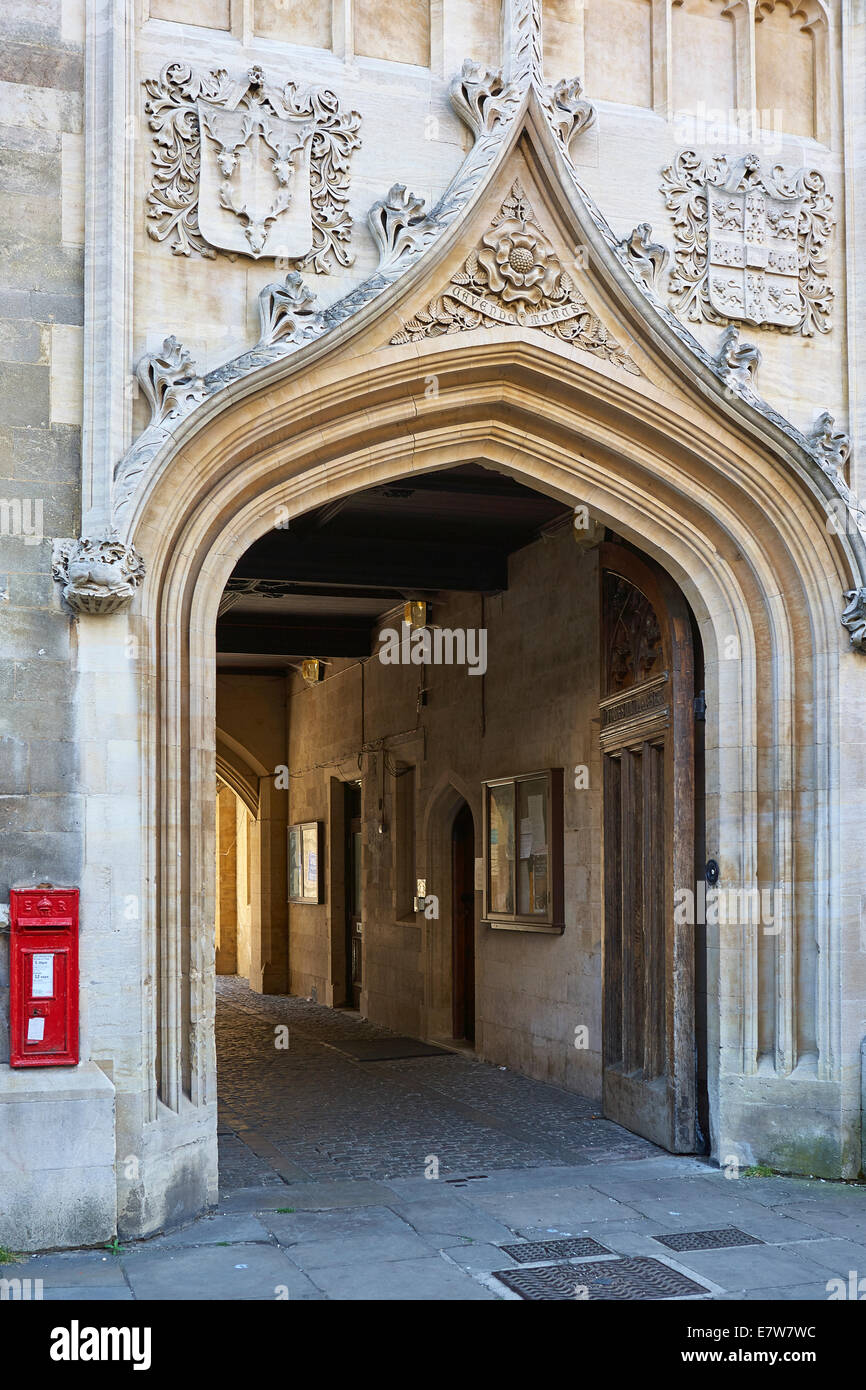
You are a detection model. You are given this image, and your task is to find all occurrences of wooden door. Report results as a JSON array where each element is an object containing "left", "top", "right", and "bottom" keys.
[
  {"left": 600, "top": 544, "right": 695, "bottom": 1152},
  {"left": 451, "top": 802, "right": 476, "bottom": 1042},
  {"left": 345, "top": 781, "right": 362, "bottom": 1009}
]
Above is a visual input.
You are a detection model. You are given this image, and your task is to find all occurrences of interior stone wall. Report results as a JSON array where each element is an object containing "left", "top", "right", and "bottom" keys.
[{"left": 282, "top": 523, "right": 606, "bottom": 1098}]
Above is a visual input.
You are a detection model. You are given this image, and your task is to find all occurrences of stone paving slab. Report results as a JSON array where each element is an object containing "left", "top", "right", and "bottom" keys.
[
  {"left": 303, "top": 1254, "right": 497, "bottom": 1300},
  {"left": 40, "top": 1286, "right": 135, "bottom": 1301},
  {"left": 261, "top": 1206, "right": 433, "bottom": 1268},
  {"left": 12, "top": 1252, "right": 128, "bottom": 1286},
  {"left": 385, "top": 1194, "right": 516, "bottom": 1247},
  {"left": 657, "top": 1241, "right": 843, "bottom": 1292},
  {"left": 138, "top": 1213, "right": 273, "bottom": 1249},
  {"left": 440, "top": 1241, "right": 523, "bottom": 1274},
  {"left": 469, "top": 1184, "right": 631, "bottom": 1232},
  {"left": 121, "top": 1243, "right": 319, "bottom": 1301}
]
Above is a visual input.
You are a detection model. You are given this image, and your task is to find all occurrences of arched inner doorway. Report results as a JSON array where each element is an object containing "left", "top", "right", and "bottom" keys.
[{"left": 208, "top": 463, "right": 706, "bottom": 1159}]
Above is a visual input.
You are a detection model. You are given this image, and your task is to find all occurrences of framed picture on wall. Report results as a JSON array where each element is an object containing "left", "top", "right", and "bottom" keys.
[
  {"left": 481, "top": 769, "right": 564, "bottom": 932},
  {"left": 289, "top": 821, "right": 324, "bottom": 904}
]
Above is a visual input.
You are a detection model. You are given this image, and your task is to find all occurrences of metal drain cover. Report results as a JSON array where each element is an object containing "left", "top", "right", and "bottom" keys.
[
  {"left": 499, "top": 1237, "right": 611, "bottom": 1263},
  {"left": 653, "top": 1227, "right": 763, "bottom": 1252},
  {"left": 492, "top": 1257, "right": 709, "bottom": 1300}
]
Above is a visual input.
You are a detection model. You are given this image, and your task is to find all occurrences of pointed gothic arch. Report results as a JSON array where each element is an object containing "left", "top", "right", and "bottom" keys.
[{"left": 92, "top": 49, "right": 866, "bottom": 1236}]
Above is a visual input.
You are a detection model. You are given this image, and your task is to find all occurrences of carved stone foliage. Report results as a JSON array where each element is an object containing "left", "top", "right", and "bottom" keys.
[
  {"left": 136, "top": 336, "right": 207, "bottom": 428},
  {"left": 545, "top": 76, "right": 596, "bottom": 152},
  {"left": 143, "top": 62, "right": 361, "bottom": 271},
  {"left": 257, "top": 272, "right": 319, "bottom": 347},
  {"left": 617, "top": 223, "right": 669, "bottom": 295},
  {"left": 368, "top": 185, "right": 431, "bottom": 273},
  {"left": 390, "top": 183, "right": 639, "bottom": 375},
  {"left": 842, "top": 589, "right": 866, "bottom": 653},
  {"left": 715, "top": 324, "right": 762, "bottom": 391},
  {"left": 808, "top": 411, "right": 850, "bottom": 479},
  {"left": 52, "top": 535, "right": 146, "bottom": 616},
  {"left": 661, "top": 150, "right": 835, "bottom": 336}
]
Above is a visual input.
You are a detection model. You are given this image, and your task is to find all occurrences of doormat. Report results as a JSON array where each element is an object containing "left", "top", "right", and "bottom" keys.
[
  {"left": 499, "top": 1237, "right": 612, "bottom": 1263},
  {"left": 331, "top": 1037, "right": 453, "bottom": 1061},
  {"left": 491, "top": 1257, "right": 709, "bottom": 1301},
  {"left": 653, "top": 1227, "right": 763, "bottom": 1252}
]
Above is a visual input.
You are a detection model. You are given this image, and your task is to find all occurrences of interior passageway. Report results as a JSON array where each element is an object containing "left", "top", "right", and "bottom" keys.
[{"left": 216, "top": 976, "right": 660, "bottom": 1194}]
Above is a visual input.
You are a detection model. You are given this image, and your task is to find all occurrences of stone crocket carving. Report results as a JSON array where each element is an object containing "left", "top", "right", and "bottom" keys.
[
  {"left": 841, "top": 588, "right": 866, "bottom": 653},
  {"left": 617, "top": 223, "right": 669, "bottom": 294},
  {"left": 136, "top": 336, "right": 207, "bottom": 428},
  {"left": 808, "top": 411, "right": 851, "bottom": 478},
  {"left": 715, "top": 324, "right": 761, "bottom": 391}
]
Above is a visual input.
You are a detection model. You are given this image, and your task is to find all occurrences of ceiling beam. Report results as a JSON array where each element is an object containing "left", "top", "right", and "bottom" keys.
[
  {"left": 231, "top": 537, "right": 508, "bottom": 592},
  {"left": 216, "top": 615, "right": 374, "bottom": 658}
]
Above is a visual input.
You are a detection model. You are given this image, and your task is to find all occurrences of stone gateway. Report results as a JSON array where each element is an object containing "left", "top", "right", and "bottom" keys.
[{"left": 1, "top": 0, "right": 866, "bottom": 1254}]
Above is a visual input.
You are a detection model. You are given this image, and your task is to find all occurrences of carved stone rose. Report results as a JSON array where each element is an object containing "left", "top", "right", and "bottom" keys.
[
  {"left": 52, "top": 535, "right": 146, "bottom": 616},
  {"left": 477, "top": 218, "right": 560, "bottom": 308}
]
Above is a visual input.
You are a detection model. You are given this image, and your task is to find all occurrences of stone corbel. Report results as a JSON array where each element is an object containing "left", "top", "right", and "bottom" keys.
[
  {"left": 52, "top": 533, "right": 146, "bottom": 615},
  {"left": 841, "top": 588, "right": 866, "bottom": 653}
]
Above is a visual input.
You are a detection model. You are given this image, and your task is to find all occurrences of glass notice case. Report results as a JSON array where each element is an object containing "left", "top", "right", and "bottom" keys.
[
  {"left": 288, "top": 821, "right": 324, "bottom": 904},
  {"left": 482, "top": 769, "right": 564, "bottom": 932}
]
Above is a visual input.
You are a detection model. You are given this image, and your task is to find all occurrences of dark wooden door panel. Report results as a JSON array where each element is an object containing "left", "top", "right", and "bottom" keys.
[{"left": 600, "top": 545, "right": 695, "bottom": 1154}]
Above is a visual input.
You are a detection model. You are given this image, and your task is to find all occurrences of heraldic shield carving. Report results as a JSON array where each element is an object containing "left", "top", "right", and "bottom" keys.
[
  {"left": 661, "top": 151, "right": 835, "bottom": 336},
  {"left": 144, "top": 62, "right": 361, "bottom": 269}
]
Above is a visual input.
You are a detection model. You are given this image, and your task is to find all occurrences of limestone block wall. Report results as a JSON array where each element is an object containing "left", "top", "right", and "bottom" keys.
[
  {"left": 284, "top": 524, "right": 606, "bottom": 1098},
  {"left": 0, "top": 0, "right": 85, "bottom": 918},
  {"left": 0, "top": 0, "right": 120, "bottom": 1253},
  {"left": 0, "top": 0, "right": 85, "bottom": 1027}
]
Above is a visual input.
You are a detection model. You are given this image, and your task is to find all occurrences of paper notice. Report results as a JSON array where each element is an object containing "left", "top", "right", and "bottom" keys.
[
  {"left": 31, "top": 953, "right": 54, "bottom": 998},
  {"left": 27, "top": 1016, "right": 45, "bottom": 1042},
  {"left": 520, "top": 815, "right": 532, "bottom": 860}
]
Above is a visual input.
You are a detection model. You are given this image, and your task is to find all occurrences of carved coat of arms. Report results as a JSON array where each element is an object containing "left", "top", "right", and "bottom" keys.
[
  {"left": 144, "top": 63, "right": 361, "bottom": 270},
  {"left": 661, "top": 151, "right": 835, "bottom": 336}
]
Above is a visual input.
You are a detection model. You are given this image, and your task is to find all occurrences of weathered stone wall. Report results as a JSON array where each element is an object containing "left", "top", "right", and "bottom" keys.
[
  {"left": 0, "top": 0, "right": 118, "bottom": 1254},
  {"left": 284, "top": 524, "right": 605, "bottom": 1098}
]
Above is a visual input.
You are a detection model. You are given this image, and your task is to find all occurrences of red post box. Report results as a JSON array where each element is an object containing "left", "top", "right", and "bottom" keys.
[{"left": 9, "top": 883, "right": 79, "bottom": 1067}]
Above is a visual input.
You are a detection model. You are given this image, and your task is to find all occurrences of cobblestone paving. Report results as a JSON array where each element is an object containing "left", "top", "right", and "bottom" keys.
[{"left": 215, "top": 976, "right": 659, "bottom": 1190}]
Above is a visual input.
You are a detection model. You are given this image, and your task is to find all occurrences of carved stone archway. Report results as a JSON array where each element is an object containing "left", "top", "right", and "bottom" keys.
[
  {"left": 68, "top": 7, "right": 866, "bottom": 1230},
  {"left": 101, "top": 303, "right": 866, "bottom": 1235}
]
